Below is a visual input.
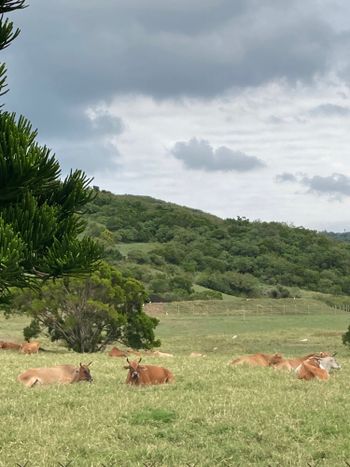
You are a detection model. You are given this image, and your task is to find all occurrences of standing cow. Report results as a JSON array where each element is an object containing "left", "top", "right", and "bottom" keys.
[
  {"left": 124, "top": 358, "right": 174, "bottom": 386},
  {"left": 17, "top": 363, "right": 93, "bottom": 387}
]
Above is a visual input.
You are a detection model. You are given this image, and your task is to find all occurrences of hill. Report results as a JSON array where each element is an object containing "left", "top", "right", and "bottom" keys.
[{"left": 83, "top": 189, "right": 350, "bottom": 303}]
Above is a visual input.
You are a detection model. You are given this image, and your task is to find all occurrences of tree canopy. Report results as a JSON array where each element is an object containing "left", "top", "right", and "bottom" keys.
[
  {"left": 14, "top": 261, "right": 160, "bottom": 353},
  {"left": 0, "top": 1, "right": 101, "bottom": 302}
]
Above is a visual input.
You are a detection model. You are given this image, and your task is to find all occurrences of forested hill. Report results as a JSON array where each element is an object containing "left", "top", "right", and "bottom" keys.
[{"left": 83, "top": 189, "right": 350, "bottom": 302}]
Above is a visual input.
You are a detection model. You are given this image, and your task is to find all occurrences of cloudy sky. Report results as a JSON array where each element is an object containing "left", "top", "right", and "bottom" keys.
[{"left": 4, "top": 0, "right": 350, "bottom": 231}]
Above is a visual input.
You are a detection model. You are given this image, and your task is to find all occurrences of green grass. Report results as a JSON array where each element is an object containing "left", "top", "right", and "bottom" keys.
[{"left": 1, "top": 303, "right": 350, "bottom": 466}]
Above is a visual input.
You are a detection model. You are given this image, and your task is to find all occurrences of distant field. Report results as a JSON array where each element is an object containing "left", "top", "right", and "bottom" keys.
[{"left": 1, "top": 302, "right": 350, "bottom": 466}]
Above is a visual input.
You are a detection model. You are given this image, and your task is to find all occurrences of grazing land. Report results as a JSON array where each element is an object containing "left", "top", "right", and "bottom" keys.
[{"left": 1, "top": 301, "right": 350, "bottom": 466}]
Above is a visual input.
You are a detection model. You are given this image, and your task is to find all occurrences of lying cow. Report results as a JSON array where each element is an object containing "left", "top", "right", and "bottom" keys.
[
  {"left": 127, "top": 348, "right": 142, "bottom": 357},
  {"left": 189, "top": 352, "right": 206, "bottom": 358},
  {"left": 229, "top": 353, "right": 284, "bottom": 367},
  {"left": 152, "top": 350, "right": 174, "bottom": 358},
  {"left": 17, "top": 363, "right": 93, "bottom": 388},
  {"left": 273, "top": 352, "right": 331, "bottom": 371},
  {"left": 19, "top": 341, "right": 40, "bottom": 354},
  {"left": 124, "top": 358, "right": 174, "bottom": 386},
  {"left": 0, "top": 341, "right": 22, "bottom": 350},
  {"left": 144, "top": 350, "right": 174, "bottom": 357},
  {"left": 108, "top": 347, "right": 128, "bottom": 357},
  {"left": 295, "top": 355, "right": 341, "bottom": 381}
]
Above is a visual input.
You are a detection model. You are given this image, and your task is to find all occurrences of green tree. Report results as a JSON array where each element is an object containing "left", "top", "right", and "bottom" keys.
[
  {"left": 0, "top": 1, "right": 101, "bottom": 302},
  {"left": 342, "top": 325, "right": 350, "bottom": 349},
  {"left": 13, "top": 262, "right": 160, "bottom": 352}
]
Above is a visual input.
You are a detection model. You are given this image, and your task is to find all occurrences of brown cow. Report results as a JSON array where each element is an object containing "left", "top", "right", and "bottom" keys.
[
  {"left": 17, "top": 362, "right": 93, "bottom": 388},
  {"left": 273, "top": 352, "right": 332, "bottom": 371},
  {"left": 189, "top": 352, "right": 206, "bottom": 358},
  {"left": 152, "top": 350, "right": 174, "bottom": 358},
  {"left": 124, "top": 358, "right": 174, "bottom": 386},
  {"left": 19, "top": 341, "right": 40, "bottom": 354},
  {"left": 228, "top": 353, "right": 284, "bottom": 367},
  {"left": 143, "top": 350, "right": 174, "bottom": 357},
  {"left": 108, "top": 347, "right": 128, "bottom": 357},
  {"left": 295, "top": 355, "right": 341, "bottom": 381},
  {"left": 127, "top": 348, "right": 142, "bottom": 357},
  {"left": 0, "top": 341, "right": 22, "bottom": 350}
]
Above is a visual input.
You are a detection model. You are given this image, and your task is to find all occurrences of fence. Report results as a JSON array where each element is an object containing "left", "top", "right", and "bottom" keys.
[{"left": 145, "top": 299, "right": 349, "bottom": 317}]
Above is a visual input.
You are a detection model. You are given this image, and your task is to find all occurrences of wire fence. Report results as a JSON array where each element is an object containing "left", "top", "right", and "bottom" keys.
[{"left": 145, "top": 299, "right": 350, "bottom": 317}]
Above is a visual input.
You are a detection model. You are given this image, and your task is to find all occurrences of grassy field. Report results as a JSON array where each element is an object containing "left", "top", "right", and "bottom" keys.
[{"left": 1, "top": 302, "right": 350, "bottom": 466}]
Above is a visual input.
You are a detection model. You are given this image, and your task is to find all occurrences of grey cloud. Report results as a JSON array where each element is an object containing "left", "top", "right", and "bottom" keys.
[
  {"left": 4, "top": 0, "right": 345, "bottom": 112},
  {"left": 276, "top": 172, "right": 350, "bottom": 198},
  {"left": 171, "top": 138, "right": 265, "bottom": 172},
  {"left": 308, "top": 103, "right": 350, "bottom": 117},
  {"left": 90, "top": 113, "right": 124, "bottom": 134},
  {"left": 33, "top": 109, "right": 124, "bottom": 177},
  {"left": 301, "top": 173, "right": 350, "bottom": 196},
  {"left": 275, "top": 173, "right": 298, "bottom": 183},
  {"left": 56, "top": 141, "right": 120, "bottom": 177},
  {"left": 3, "top": 0, "right": 350, "bottom": 176}
]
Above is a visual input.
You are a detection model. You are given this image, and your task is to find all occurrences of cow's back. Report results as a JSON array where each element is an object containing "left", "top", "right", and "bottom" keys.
[
  {"left": 20, "top": 341, "right": 40, "bottom": 354},
  {"left": 230, "top": 353, "right": 271, "bottom": 367},
  {"left": 1, "top": 341, "right": 21, "bottom": 350},
  {"left": 296, "top": 359, "right": 329, "bottom": 381},
  {"left": 18, "top": 365, "right": 78, "bottom": 386},
  {"left": 109, "top": 347, "right": 128, "bottom": 357}
]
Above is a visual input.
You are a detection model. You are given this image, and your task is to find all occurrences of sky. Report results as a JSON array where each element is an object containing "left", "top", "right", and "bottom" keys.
[{"left": 4, "top": 0, "right": 350, "bottom": 232}]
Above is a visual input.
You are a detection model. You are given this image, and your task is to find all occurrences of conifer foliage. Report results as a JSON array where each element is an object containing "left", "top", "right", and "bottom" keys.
[{"left": 0, "top": 1, "right": 101, "bottom": 302}]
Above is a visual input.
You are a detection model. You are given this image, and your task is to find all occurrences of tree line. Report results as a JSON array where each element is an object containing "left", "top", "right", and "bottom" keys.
[{"left": 84, "top": 190, "right": 350, "bottom": 301}]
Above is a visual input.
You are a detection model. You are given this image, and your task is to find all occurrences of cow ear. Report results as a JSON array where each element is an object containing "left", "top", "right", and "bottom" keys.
[
  {"left": 140, "top": 366, "right": 148, "bottom": 371},
  {"left": 123, "top": 365, "right": 129, "bottom": 369},
  {"left": 332, "top": 351, "right": 337, "bottom": 356}
]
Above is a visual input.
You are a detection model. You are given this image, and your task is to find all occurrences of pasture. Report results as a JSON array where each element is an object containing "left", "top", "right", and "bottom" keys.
[{"left": 1, "top": 301, "right": 350, "bottom": 466}]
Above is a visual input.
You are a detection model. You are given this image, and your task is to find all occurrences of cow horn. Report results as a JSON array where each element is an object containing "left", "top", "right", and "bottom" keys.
[
  {"left": 126, "top": 357, "right": 130, "bottom": 363},
  {"left": 87, "top": 361, "right": 93, "bottom": 366},
  {"left": 138, "top": 357, "right": 142, "bottom": 364},
  {"left": 332, "top": 351, "right": 337, "bottom": 356}
]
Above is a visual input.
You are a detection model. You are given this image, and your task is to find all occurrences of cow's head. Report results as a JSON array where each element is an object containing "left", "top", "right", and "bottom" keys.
[
  {"left": 318, "top": 356, "right": 341, "bottom": 371},
  {"left": 124, "top": 358, "right": 145, "bottom": 380},
  {"left": 78, "top": 362, "right": 93, "bottom": 382},
  {"left": 269, "top": 353, "right": 284, "bottom": 365},
  {"left": 315, "top": 351, "right": 331, "bottom": 358}
]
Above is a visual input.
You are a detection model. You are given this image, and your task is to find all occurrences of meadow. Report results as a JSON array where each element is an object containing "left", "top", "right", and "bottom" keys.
[{"left": 0, "top": 300, "right": 350, "bottom": 467}]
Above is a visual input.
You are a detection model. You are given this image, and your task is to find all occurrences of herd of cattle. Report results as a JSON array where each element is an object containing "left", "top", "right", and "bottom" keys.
[
  {"left": 0, "top": 340, "right": 40, "bottom": 354},
  {"left": 0, "top": 340, "right": 342, "bottom": 388},
  {"left": 228, "top": 351, "right": 341, "bottom": 380}
]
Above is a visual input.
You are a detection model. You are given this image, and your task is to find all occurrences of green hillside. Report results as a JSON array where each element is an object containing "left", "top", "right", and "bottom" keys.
[{"left": 83, "top": 189, "right": 350, "bottom": 303}]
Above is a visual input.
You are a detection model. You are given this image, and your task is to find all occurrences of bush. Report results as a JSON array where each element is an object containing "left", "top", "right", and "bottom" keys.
[
  {"left": 342, "top": 326, "right": 350, "bottom": 348},
  {"left": 266, "top": 285, "right": 291, "bottom": 299},
  {"left": 13, "top": 262, "right": 160, "bottom": 352}
]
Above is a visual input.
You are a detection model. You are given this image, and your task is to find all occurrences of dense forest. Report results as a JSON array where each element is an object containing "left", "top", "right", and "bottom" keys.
[{"left": 83, "top": 188, "right": 350, "bottom": 302}]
